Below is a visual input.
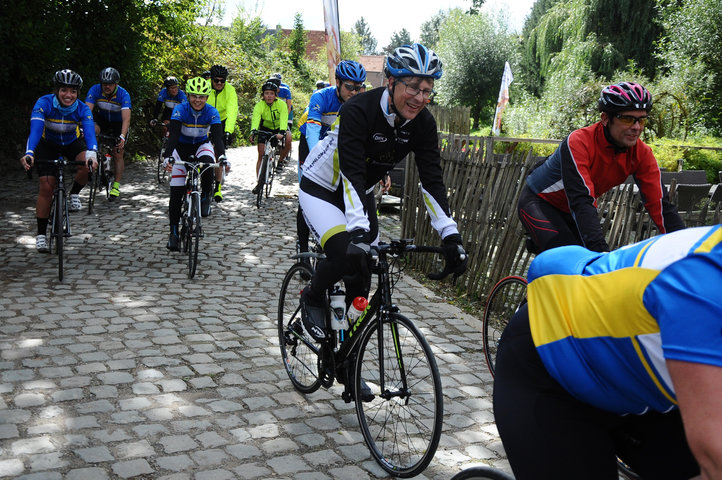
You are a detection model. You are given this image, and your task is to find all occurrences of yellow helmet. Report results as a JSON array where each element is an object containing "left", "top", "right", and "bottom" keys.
[{"left": 186, "top": 76, "right": 211, "bottom": 95}]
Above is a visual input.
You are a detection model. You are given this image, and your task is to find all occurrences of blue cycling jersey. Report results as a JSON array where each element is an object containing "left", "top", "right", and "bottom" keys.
[
  {"left": 85, "top": 84, "right": 132, "bottom": 123},
  {"left": 528, "top": 225, "right": 722, "bottom": 415},
  {"left": 278, "top": 82, "right": 293, "bottom": 121},
  {"left": 170, "top": 102, "right": 221, "bottom": 144},
  {"left": 298, "top": 86, "right": 342, "bottom": 150},
  {"left": 25, "top": 94, "right": 98, "bottom": 156},
  {"left": 157, "top": 87, "right": 187, "bottom": 111}
]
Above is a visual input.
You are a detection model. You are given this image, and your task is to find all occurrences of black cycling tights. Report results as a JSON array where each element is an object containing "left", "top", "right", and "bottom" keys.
[{"left": 493, "top": 305, "right": 699, "bottom": 480}]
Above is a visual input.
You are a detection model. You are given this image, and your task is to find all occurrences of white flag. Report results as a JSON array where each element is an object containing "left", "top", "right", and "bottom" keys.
[
  {"left": 492, "top": 62, "right": 514, "bottom": 136},
  {"left": 322, "top": 0, "right": 341, "bottom": 83}
]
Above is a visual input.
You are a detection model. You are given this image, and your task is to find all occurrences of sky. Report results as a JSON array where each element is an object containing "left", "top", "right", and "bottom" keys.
[{"left": 220, "top": 0, "right": 536, "bottom": 47}]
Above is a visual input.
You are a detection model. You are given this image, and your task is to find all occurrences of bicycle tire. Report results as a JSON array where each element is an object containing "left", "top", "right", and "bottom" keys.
[
  {"left": 450, "top": 466, "right": 515, "bottom": 480},
  {"left": 87, "top": 169, "right": 97, "bottom": 214},
  {"left": 277, "top": 262, "right": 321, "bottom": 393},
  {"left": 355, "top": 312, "right": 443, "bottom": 477},
  {"left": 483, "top": 276, "right": 527, "bottom": 377},
  {"left": 55, "top": 193, "right": 65, "bottom": 281},
  {"left": 265, "top": 156, "right": 275, "bottom": 199},
  {"left": 187, "top": 196, "right": 200, "bottom": 279},
  {"left": 256, "top": 155, "right": 268, "bottom": 208},
  {"left": 157, "top": 139, "right": 167, "bottom": 183}
]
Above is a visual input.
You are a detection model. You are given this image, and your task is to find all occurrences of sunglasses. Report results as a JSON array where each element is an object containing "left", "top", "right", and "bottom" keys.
[
  {"left": 343, "top": 82, "right": 362, "bottom": 92},
  {"left": 213, "top": 78, "right": 226, "bottom": 84},
  {"left": 614, "top": 114, "right": 648, "bottom": 127}
]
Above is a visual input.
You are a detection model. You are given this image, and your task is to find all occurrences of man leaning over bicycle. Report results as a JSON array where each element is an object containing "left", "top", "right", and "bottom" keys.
[
  {"left": 20, "top": 69, "right": 98, "bottom": 252},
  {"left": 162, "top": 76, "right": 228, "bottom": 251},
  {"left": 249, "top": 80, "right": 288, "bottom": 195},
  {"left": 297, "top": 44, "right": 468, "bottom": 363},
  {"left": 149, "top": 76, "right": 187, "bottom": 137}
]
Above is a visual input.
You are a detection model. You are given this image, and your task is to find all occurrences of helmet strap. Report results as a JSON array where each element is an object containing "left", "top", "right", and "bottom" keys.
[{"left": 387, "top": 78, "right": 406, "bottom": 125}]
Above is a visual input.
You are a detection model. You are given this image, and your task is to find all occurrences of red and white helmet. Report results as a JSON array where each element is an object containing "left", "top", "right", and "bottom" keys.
[{"left": 598, "top": 82, "right": 652, "bottom": 113}]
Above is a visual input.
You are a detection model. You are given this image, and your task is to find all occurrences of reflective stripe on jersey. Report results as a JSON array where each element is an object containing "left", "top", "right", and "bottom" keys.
[{"left": 528, "top": 225, "right": 722, "bottom": 415}]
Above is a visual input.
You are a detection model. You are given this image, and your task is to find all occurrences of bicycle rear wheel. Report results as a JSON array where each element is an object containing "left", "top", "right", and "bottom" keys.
[
  {"left": 277, "top": 262, "right": 321, "bottom": 393},
  {"left": 483, "top": 276, "right": 527, "bottom": 377},
  {"left": 356, "top": 312, "right": 443, "bottom": 478},
  {"left": 450, "top": 466, "right": 515, "bottom": 480},
  {"left": 256, "top": 155, "right": 268, "bottom": 208}
]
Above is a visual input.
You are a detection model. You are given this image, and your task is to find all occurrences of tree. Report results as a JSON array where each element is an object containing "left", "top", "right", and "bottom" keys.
[
  {"left": 382, "top": 29, "right": 413, "bottom": 55},
  {"left": 354, "top": 17, "right": 377, "bottom": 55},
  {"left": 287, "top": 13, "right": 308, "bottom": 70},
  {"left": 435, "top": 9, "right": 518, "bottom": 130},
  {"left": 656, "top": 0, "right": 722, "bottom": 135},
  {"left": 468, "top": 0, "right": 486, "bottom": 15},
  {"left": 420, "top": 10, "right": 449, "bottom": 49}
]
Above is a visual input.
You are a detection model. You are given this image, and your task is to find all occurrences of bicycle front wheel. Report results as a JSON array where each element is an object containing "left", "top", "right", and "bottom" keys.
[
  {"left": 54, "top": 193, "right": 65, "bottom": 281},
  {"left": 265, "top": 158, "right": 275, "bottom": 199},
  {"left": 157, "top": 140, "right": 167, "bottom": 183},
  {"left": 277, "top": 262, "right": 321, "bottom": 393},
  {"left": 187, "top": 197, "right": 200, "bottom": 279},
  {"left": 483, "top": 276, "right": 527, "bottom": 377},
  {"left": 87, "top": 170, "right": 98, "bottom": 214},
  {"left": 256, "top": 156, "right": 268, "bottom": 208},
  {"left": 356, "top": 312, "right": 443, "bottom": 477}
]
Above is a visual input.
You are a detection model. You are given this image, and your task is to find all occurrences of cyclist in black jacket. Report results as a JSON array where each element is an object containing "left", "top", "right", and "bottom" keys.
[{"left": 298, "top": 44, "right": 468, "bottom": 345}]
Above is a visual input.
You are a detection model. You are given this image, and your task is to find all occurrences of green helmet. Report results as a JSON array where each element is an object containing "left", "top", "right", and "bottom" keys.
[{"left": 186, "top": 76, "right": 211, "bottom": 95}]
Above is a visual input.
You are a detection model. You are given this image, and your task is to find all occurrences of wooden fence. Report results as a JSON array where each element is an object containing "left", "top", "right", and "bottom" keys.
[
  {"left": 399, "top": 133, "right": 722, "bottom": 300},
  {"left": 426, "top": 105, "right": 471, "bottom": 135}
]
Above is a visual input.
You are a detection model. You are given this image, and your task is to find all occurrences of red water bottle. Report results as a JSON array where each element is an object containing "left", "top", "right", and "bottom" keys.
[{"left": 346, "top": 296, "right": 368, "bottom": 326}]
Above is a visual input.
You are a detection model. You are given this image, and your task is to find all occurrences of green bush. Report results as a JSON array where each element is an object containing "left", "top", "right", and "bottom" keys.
[{"left": 651, "top": 137, "right": 722, "bottom": 183}]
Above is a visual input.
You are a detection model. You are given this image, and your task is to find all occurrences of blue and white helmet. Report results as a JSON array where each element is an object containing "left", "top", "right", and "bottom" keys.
[
  {"left": 335, "top": 60, "right": 367, "bottom": 83},
  {"left": 385, "top": 43, "right": 443, "bottom": 79}
]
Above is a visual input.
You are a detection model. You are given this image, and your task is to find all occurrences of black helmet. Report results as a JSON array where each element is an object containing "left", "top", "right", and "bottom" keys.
[
  {"left": 267, "top": 77, "right": 281, "bottom": 88},
  {"left": 316, "top": 80, "right": 326, "bottom": 89},
  {"left": 261, "top": 81, "right": 279, "bottom": 93},
  {"left": 100, "top": 67, "right": 120, "bottom": 84},
  {"left": 272, "top": 72, "right": 282, "bottom": 81},
  {"left": 210, "top": 65, "right": 229, "bottom": 79},
  {"left": 598, "top": 82, "right": 653, "bottom": 113},
  {"left": 53, "top": 69, "right": 83, "bottom": 89},
  {"left": 201, "top": 70, "right": 211, "bottom": 79},
  {"left": 163, "top": 76, "right": 179, "bottom": 88}
]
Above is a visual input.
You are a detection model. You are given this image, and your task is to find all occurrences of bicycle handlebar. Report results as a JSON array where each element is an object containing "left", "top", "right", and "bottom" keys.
[
  {"left": 27, "top": 157, "right": 93, "bottom": 179},
  {"left": 376, "top": 239, "right": 467, "bottom": 283}
]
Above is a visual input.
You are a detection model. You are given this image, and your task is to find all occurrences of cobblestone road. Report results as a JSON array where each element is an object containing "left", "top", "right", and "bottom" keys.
[{"left": 0, "top": 145, "right": 510, "bottom": 479}]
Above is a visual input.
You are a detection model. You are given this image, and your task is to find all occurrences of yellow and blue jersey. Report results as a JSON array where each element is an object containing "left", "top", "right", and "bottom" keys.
[
  {"left": 85, "top": 84, "right": 132, "bottom": 123},
  {"left": 298, "top": 86, "right": 341, "bottom": 150},
  {"left": 25, "top": 94, "right": 97, "bottom": 156},
  {"left": 528, "top": 225, "right": 722, "bottom": 415},
  {"left": 170, "top": 102, "right": 221, "bottom": 145}
]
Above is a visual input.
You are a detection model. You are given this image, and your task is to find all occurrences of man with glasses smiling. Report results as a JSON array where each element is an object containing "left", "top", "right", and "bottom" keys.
[
  {"left": 206, "top": 64, "right": 238, "bottom": 203},
  {"left": 297, "top": 44, "right": 467, "bottom": 363},
  {"left": 518, "top": 81, "right": 685, "bottom": 253}
]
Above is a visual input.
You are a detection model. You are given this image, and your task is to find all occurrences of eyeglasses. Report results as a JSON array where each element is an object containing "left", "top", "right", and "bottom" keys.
[
  {"left": 213, "top": 78, "right": 226, "bottom": 84},
  {"left": 342, "top": 82, "right": 362, "bottom": 92},
  {"left": 397, "top": 78, "right": 435, "bottom": 100},
  {"left": 614, "top": 114, "right": 648, "bottom": 127}
]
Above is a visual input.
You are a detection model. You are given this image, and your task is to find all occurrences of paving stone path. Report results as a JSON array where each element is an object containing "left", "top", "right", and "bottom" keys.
[{"left": 0, "top": 145, "right": 511, "bottom": 479}]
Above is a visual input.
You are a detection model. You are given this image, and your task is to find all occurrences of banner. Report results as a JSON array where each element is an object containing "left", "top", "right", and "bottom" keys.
[
  {"left": 492, "top": 62, "right": 514, "bottom": 136},
  {"left": 322, "top": 0, "right": 341, "bottom": 83}
]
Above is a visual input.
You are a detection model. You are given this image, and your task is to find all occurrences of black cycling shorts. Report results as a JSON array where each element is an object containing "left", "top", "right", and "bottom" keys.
[
  {"left": 93, "top": 116, "right": 122, "bottom": 138},
  {"left": 33, "top": 138, "right": 86, "bottom": 177},
  {"left": 493, "top": 305, "right": 699, "bottom": 480}
]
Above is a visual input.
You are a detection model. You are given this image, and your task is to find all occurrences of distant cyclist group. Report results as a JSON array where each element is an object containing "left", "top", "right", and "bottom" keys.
[{"left": 19, "top": 42, "right": 722, "bottom": 480}]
